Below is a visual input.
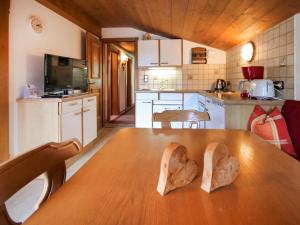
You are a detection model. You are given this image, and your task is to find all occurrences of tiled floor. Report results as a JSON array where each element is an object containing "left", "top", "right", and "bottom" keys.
[{"left": 5, "top": 127, "right": 124, "bottom": 223}]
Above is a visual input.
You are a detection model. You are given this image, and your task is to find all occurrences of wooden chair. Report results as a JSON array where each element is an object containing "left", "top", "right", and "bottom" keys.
[
  {"left": 0, "top": 139, "right": 81, "bottom": 225},
  {"left": 153, "top": 110, "right": 210, "bottom": 129}
]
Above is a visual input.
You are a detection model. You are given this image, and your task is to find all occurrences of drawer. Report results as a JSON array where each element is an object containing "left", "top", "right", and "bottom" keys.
[
  {"left": 62, "top": 99, "right": 82, "bottom": 114},
  {"left": 198, "top": 94, "right": 206, "bottom": 103},
  {"left": 83, "top": 96, "right": 97, "bottom": 107},
  {"left": 136, "top": 93, "right": 159, "bottom": 100},
  {"left": 160, "top": 93, "right": 183, "bottom": 101}
]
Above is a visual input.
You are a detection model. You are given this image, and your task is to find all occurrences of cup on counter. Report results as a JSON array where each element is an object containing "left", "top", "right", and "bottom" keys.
[{"left": 240, "top": 90, "right": 249, "bottom": 99}]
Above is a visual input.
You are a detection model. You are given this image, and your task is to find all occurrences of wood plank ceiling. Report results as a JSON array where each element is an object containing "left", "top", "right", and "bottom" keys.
[{"left": 38, "top": 0, "right": 300, "bottom": 50}]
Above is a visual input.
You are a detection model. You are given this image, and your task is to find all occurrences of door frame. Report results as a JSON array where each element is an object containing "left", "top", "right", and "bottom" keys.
[
  {"left": 102, "top": 38, "right": 138, "bottom": 124},
  {"left": 0, "top": 0, "right": 10, "bottom": 162},
  {"left": 109, "top": 49, "right": 120, "bottom": 119}
]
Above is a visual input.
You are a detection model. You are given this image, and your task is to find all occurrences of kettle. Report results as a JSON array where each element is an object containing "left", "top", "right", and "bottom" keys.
[{"left": 215, "top": 79, "right": 226, "bottom": 90}]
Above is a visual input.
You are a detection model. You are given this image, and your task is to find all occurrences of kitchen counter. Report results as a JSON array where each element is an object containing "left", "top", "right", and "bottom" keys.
[{"left": 136, "top": 89, "right": 284, "bottom": 106}]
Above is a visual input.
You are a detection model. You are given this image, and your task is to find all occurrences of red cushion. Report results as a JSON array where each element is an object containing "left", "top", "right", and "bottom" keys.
[
  {"left": 249, "top": 105, "right": 297, "bottom": 157},
  {"left": 282, "top": 100, "right": 300, "bottom": 157},
  {"left": 247, "top": 105, "right": 266, "bottom": 130}
]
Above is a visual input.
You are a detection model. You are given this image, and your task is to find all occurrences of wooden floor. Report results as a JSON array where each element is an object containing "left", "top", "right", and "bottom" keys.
[
  {"left": 110, "top": 107, "right": 135, "bottom": 124},
  {"left": 5, "top": 127, "right": 124, "bottom": 223}
]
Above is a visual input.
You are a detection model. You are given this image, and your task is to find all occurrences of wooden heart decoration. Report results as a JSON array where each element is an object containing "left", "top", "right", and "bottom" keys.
[
  {"left": 201, "top": 143, "right": 240, "bottom": 193},
  {"left": 157, "top": 143, "right": 198, "bottom": 196}
]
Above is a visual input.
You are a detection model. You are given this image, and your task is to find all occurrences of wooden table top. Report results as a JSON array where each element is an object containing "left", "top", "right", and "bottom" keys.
[{"left": 24, "top": 128, "right": 300, "bottom": 225}]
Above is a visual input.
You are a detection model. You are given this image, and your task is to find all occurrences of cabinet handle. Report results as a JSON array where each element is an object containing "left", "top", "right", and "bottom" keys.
[
  {"left": 160, "top": 62, "right": 168, "bottom": 65},
  {"left": 74, "top": 112, "right": 81, "bottom": 116},
  {"left": 150, "top": 62, "right": 158, "bottom": 65},
  {"left": 69, "top": 102, "right": 78, "bottom": 106},
  {"left": 83, "top": 109, "right": 90, "bottom": 113},
  {"left": 142, "top": 101, "right": 152, "bottom": 103},
  {"left": 87, "top": 99, "right": 94, "bottom": 102}
]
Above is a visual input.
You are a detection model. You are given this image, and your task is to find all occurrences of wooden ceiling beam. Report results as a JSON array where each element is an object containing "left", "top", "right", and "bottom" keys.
[{"left": 36, "top": 0, "right": 102, "bottom": 37}]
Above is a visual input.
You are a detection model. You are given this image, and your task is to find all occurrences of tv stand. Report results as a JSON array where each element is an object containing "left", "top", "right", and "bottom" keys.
[{"left": 17, "top": 93, "right": 98, "bottom": 153}]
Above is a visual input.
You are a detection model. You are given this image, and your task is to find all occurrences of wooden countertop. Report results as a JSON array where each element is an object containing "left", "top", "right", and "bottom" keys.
[
  {"left": 136, "top": 89, "right": 284, "bottom": 105},
  {"left": 24, "top": 128, "right": 300, "bottom": 225},
  {"left": 17, "top": 92, "right": 98, "bottom": 103}
]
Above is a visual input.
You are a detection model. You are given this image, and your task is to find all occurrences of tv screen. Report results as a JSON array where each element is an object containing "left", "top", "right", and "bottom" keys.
[{"left": 44, "top": 54, "right": 88, "bottom": 93}]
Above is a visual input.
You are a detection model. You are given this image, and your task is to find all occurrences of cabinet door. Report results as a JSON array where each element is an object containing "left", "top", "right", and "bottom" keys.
[
  {"left": 183, "top": 93, "right": 202, "bottom": 128},
  {"left": 205, "top": 99, "right": 225, "bottom": 129},
  {"left": 86, "top": 33, "right": 102, "bottom": 79},
  {"left": 86, "top": 32, "right": 103, "bottom": 128},
  {"left": 160, "top": 39, "right": 182, "bottom": 66},
  {"left": 61, "top": 110, "right": 82, "bottom": 144},
  {"left": 135, "top": 100, "right": 153, "bottom": 128},
  {"left": 138, "top": 40, "right": 159, "bottom": 67},
  {"left": 83, "top": 105, "right": 97, "bottom": 146}
]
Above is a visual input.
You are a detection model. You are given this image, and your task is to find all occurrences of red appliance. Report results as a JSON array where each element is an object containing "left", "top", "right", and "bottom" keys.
[{"left": 241, "top": 66, "right": 264, "bottom": 80}]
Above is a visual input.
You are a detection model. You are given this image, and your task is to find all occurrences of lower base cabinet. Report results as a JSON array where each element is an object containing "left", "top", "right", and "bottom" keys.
[
  {"left": 61, "top": 109, "right": 83, "bottom": 143},
  {"left": 135, "top": 100, "right": 153, "bottom": 128},
  {"left": 18, "top": 94, "right": 98, "bottom": 153},
  {"left": 83, "top": 105, "right": 97, "bottom": 146}
]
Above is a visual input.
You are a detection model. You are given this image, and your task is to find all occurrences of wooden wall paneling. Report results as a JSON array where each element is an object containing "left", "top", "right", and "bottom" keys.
[
  {"left": 86, "top": 32, "right": 103, "bottom": 129},
  {"left": 0, "top": 0, "right": 10, "bottom": 162}
]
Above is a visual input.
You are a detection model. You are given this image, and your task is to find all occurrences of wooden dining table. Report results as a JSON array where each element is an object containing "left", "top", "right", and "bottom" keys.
[{"left": 24, "top": 128, "right": 300, "bottom": 225}]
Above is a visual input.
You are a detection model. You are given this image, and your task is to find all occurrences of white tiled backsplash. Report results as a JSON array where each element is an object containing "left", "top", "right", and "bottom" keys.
[
  {"left": 226, "top": 16, "right": 294, "bottom": 99},
  {"left": 138, "top": 64, "right": 226, "bottom": 90}
]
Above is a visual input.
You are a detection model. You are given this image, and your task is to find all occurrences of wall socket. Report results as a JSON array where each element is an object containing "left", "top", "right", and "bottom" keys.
[{"left": 144, "top": 74, "right": 149, "bottom": 83}]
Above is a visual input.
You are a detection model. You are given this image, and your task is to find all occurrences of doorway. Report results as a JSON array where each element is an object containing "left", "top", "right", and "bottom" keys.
[
  {"left": 110, "top": 51, "right": 119, "bottom": 119},
  {"left": 102, "top": 38, "right": 137, "bottom": 126}
]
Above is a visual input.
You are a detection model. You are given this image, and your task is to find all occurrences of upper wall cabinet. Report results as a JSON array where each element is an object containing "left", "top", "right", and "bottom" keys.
[
  {"left": 138, "top": 39, "right": 182, "bottom": 67},
  {"left": 160, "top": 39, "right": 182, "bottom": 66},
  {"left": 138, "top": 40, "right": 159, "bottom": 67}
]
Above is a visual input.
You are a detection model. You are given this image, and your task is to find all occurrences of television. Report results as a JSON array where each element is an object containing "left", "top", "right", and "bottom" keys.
[{"left": 44, "top": 54, "right": 88, "bottom": 93}]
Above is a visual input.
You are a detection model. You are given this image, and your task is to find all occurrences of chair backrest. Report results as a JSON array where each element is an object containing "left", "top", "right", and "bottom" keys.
[
  {"left": 153, "top": 110, "right": 210, "bottom": 128},
  {"left": 0, "top": 139, "right": 81, "bottom": 225}
]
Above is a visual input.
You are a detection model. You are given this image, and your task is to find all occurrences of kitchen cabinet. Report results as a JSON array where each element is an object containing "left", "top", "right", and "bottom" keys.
[
  {"left": 83, "top": 105, "right": 97, "bottom": 146},
  {"left": 18, "top": 94, "right": 98, "bottom": 153},
  {"left": 205, "top": 98, "right": 225, "bottom": 129},
  {"left": 183, "top": 93, "right": 206, "bottom": 128},
  {"left": 160, "top": 39, "right": 182, "bottom": 66},
  {"left": 61, "top": 109, "right": 82, "bottom": 143},
  {"left": 153, "top": 100, "right": 183, "bottom": 128},
  {"left": 136, "top": 100, "right": 153, "bottom": 128},
  {"left": 138, "top": 40, "right": 159, "bottom": 67}
]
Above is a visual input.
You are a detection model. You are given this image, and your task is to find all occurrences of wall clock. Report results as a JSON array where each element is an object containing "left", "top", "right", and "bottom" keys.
[{"left": 29, "top": 16, "right": 43, "bottom": 34}]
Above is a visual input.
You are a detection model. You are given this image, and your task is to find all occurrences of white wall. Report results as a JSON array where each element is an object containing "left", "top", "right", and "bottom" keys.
[
  {"left": 102, "top": 28, "right": 226, "bottom": 65},
  {"left": 9, "top": 0, "right": 85, "bottom": 156},
  {"left": 295, "top": 14, "right": 300, "bottom": 100},
  {"left": 183, "top": 40, "right": 226, "bottom": 64}
]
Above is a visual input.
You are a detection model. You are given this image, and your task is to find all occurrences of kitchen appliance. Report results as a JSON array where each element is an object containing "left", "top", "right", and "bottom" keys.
[
  {"left": 248, "top": 79, "right": 275, "bottom": 99},
  {"left": 239, "top": 66, "right": 265, "bottom": 98},
  {"left": 215, "top": 79, "right": 226, "bottom": 91},
  {"left": 241, "top": 66, "right": 264, "bottom": 80}
]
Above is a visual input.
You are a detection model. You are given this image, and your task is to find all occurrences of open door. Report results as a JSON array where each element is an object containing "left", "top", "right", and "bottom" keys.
[
  {"left": 127, "top": 58, "right": 133, "bottom": 108},
  {"left": 110, "top": 51, "right": 119, "bottom": 117}
]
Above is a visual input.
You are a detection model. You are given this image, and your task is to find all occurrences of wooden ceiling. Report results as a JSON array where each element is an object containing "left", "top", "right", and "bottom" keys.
[
  {"left": 115, "top": 42, "right": 135, "bottom": 54},
  {"left": 37, "top": 0, "right": 300, "bottom": 50}
]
